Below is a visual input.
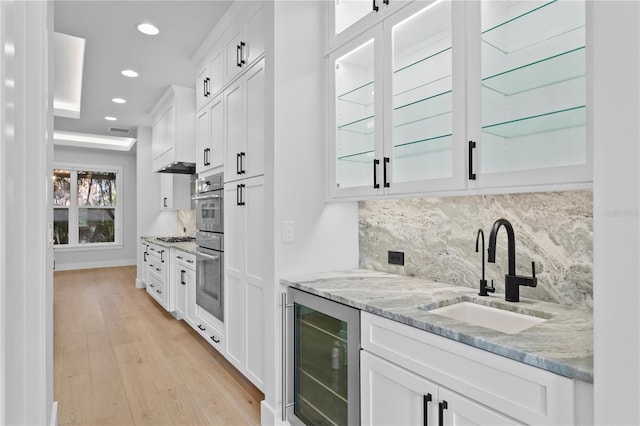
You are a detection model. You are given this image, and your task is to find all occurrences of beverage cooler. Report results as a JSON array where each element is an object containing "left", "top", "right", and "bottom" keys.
[{"left": 283, "top": 287, "right": 360, "bottom": 425}]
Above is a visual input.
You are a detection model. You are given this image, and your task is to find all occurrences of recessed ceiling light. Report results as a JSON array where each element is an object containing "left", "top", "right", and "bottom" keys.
[
  {"left": 137, "top": 23, "right": 159, "bottom": 36},
  {"left": 105, "top": 116, "right": 117, "bottom": 121},
  {"left": 112, "top": 98, "right": 126, "bottom": 104},
  {"left": 121, "top": 69, "right": 138, "bottom": 78}
]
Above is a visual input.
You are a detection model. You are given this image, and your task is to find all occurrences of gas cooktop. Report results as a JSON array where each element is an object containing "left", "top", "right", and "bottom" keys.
[{"left": 156, "top": 236, "right": 195, "bottom": 243}]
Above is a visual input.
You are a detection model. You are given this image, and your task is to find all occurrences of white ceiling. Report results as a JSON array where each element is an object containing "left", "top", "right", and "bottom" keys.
[{"left": 53, "top": 0, "right": 232, "bottom": 139}]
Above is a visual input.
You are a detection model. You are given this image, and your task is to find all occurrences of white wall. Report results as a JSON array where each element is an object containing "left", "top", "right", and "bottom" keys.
[
  {"left": 135, "top": 126, "right": 183, "bottom": 287},
  {"left": 592, "top": 2, "right": 640, "bottom": 424},
  {"left": 261, "top": 2, "right": 360, "bottom": 424},
  {"left": 0, "top": 0, "right": 54, "bottom": 424},
  {"left": 53, "top": 145, "right": 138, "bottom": 271}
]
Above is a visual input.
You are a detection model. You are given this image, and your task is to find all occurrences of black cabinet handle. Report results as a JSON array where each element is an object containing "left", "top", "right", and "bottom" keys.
[
  {"left": 424, "top": 394, "right": 432, "bottom": 426},
  {"left": 236, "top": 44, "right": 242, "bottom": 67},
  {"left": 197, "top": 324, "right": 206, "bottom": 331},
  {"left": 180, "top": 270, "right": 186, "bottom": 285},
  {"left": 468, "top": 140, "right": 477, "bottom": 180},
  {"left": 237, "top": 184, "right": 246, "bottom": 206},
  {"left": 383, "top": 0, "right": 389, "bottom": 4},
  {"left": 163, "top": 197, "right": 168, "bottom": 208},
  {"left": 206, "top": 77, "right": 210, "bottom": 97},
  {"left": 239, "top": 152, "right": 246, "bottom": 174},
  {"left": 373, "top": 159, "right": 380, "bottom": 189},
  {"left": 143, "top": 252, "right": 147, "bottom": 262},
  {"left": 373, "top": 0, "right": 379, "bottom": 11},
  {"left": 240, "top": 41, "right": 246, "bottom": 65},
  {"left": 160, "top": 251, "right": 164, "bottom": 263},
  {"left": 186, "top": 259, "right": 194, "bottom": 264},
  {"left": 177, "top": 255, "right": 183, "bottom": 260},
  {"left": 383, "top": 156, "right": 390, "bottom": 188},
  {"left": 155, "top": 267, "right": 161, "bottom": 272},
  {"left": 438, "top": 401, "right": 448, "bottom": 426},
  {"left": 210, "top": 335, "right": 220, "bottom": 344},
  {"left": 149, "top": 283, "right": 155, "bottom": 288},
  {"left": 149, "top": 263, "right": 154, "bottom": 268},
  {"left": 156, "top": 289, "right": 162, "bottom": 294},
  {"left": 236, "top": 153, "right": 242, "bottom": 175}
]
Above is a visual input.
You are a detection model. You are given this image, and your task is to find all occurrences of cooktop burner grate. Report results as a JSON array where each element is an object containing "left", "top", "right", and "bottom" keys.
[{"left": 156, "top": 236, "right": 195, "bottom": 243}]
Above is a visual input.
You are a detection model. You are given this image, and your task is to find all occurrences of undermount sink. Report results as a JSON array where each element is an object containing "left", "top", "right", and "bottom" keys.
[{"left": 428, "top": 301, "right": 547, "bottom": 334}]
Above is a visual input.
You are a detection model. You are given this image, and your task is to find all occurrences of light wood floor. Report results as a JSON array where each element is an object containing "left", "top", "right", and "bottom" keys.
[{"left": 54, "top": 266, "right": 263, "bottom": 426}]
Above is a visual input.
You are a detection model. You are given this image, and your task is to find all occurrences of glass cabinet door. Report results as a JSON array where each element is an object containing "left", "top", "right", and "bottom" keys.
[
  {"left": 478, "top": 0, "right": 588, "bottom": 186},
  {"left": 293, "top": 304, "right": 350, "bottom": 425},
  {"left": 331, "top": 30, "right": 382, "bottom": 196},
  {"left": 387, "top": 0, "right": 458, "bottom": 191}
]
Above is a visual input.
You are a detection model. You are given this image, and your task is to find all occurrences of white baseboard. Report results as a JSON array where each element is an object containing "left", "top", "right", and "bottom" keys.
[
  {"left": 50, "top": 401, "right": 58, "bottom": 426},
  {"left": 261, "top": 400, "right": 289, "bottom": 426},
  {"left": 54, "top": 258, "right": 136, "bottom": 271},
  {"left": 135, "top": 278, "right": 146, "bottom": 289}
]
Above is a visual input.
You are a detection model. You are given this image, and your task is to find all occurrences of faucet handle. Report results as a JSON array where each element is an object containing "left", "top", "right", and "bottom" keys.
[{"left": 531, "top": 261, "right": 536, "bottom": 278}]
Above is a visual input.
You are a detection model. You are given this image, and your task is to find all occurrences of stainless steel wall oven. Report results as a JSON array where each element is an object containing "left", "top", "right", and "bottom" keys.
[{"left": 195, "top": 173, "right": 224, "bottom": 322}]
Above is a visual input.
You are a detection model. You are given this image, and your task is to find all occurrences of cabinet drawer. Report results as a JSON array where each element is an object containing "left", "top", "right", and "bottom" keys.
[
  {"left": 175, "top": 251, "right": 196, "bottom": 270},
  {"left": 194, "top": 312, "right": 224, "bottom": 353},
  {"left": 361, "top": 312, "right": 574, "bottom": 425},
  {"left": 146, "top": 274, "right": 165, "bottom": 305}
]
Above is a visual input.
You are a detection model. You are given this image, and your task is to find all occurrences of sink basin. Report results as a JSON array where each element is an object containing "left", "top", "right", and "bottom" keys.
[{"left": 428, "top": 301, "right": 547, "bottom": 334}]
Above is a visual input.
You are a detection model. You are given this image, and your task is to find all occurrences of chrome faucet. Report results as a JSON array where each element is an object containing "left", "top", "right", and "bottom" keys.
[{"left": 487, "top": 218, "right": 537, "bottom": 302}]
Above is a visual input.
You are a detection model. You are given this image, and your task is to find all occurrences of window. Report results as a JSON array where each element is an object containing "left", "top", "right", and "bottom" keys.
[{"left": 53, "top": 165, "right": 122, "bottom": 248}]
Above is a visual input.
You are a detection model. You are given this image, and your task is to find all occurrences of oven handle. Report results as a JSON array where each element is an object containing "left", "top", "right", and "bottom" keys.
[
  {"left": 197, "top": 251, "right": 221, "bottom": 261},
  {"left": 192, "top": 194, "right": 221, "bottom": 200}
]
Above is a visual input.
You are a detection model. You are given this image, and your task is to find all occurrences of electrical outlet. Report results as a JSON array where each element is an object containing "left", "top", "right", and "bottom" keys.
[{"left": 388, "top": 251, "right": 405, "bottom": 265}]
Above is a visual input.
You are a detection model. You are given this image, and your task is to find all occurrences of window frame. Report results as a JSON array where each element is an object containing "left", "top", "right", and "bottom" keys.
[{"left": 53, "top": 163, "right": 123, "bottom": 251}]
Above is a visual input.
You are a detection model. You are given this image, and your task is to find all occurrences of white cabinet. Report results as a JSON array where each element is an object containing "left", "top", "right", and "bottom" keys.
[
  {"left": 361, "top": 311, "right": 589, "bottom": 425},
  {"left": 224, "top": 175, "right": 264, "bottom": 390},
  {"left": 224, "top": 2, "right": 264, "bottom": 84},
  {"left": 196, "top": 94, "right": 224, "bottom": 175},
  {"left": 195, "top": 42, "right": 224, "bottom": 112},
  {"left": 140, "top": 240, "right": 149, "bottom": 286},
  {"left": 327, "top": 0, "right": 411, "bottom": 50},
  {"left": 329, "top": 0, "right": 590, "bottom": 200},
  {"left": 224, "top": 59, "right": 265, "bottom": 183},
  {"left": 193, "top": 305, "right": 224, "bottom": 353},
  {"left": 469, "top": 0, "right": 590, "bottom": 189},
  {"left": 361, "top": 350, "right": 439, "bottom": 425},
  {"left": 150, "top": 85, "right": 196, "bottom": 173},
  {"left": 174, "top": 250, "right": 196, "bottom": 323},
  {"left": 329, "top": 1, "right": 465, "bottom": 199},
  {"left": 361, "top": 351, "right": 519, "bottom": 426},
  {"left": 145, "top": 241, "right": 170, "bottom": 310},
  {"left": 159, "top": 173, "right": 191, "bottom": 210}
]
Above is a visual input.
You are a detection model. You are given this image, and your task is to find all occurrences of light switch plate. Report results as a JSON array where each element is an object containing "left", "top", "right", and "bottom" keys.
[{"left": 283, "top": 221, "right": 295, "bottom": 243}]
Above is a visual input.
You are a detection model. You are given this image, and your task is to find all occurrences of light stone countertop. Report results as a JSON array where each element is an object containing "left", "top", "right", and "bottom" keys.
[
  {"left": 282, "top": 268, "right": 593, "bottom": 383},
  {"left": 141, "top": 236, "right": 197, "bottom": 255}
]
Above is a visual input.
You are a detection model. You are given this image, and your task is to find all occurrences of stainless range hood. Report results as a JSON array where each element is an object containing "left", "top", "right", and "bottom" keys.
[{"left": 155, "top": 161, "right": 196, "bottom": 175}]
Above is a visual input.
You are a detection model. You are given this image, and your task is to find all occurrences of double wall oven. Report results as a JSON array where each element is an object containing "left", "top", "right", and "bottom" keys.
[{"left": 195, "top": 172, "right": 224, "bottom": 322}]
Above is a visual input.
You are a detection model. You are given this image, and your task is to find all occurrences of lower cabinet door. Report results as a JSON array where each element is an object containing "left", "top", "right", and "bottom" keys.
[
  {"left": 438, "top": 388, "right": 521, "bottom": 426},
  {"left": 361, "top": 351, "right": 438, "bottom": 426}
]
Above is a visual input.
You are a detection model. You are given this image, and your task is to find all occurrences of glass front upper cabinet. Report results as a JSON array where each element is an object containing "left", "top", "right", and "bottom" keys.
[
  {"left": 387, "top": 0, "right": 461, "bottom": 191},
  {"left": 476, "top": 0, "right": 590, "bottom": 187},
  {"left": 331, "top": 30, "right": 382, "bottom": 197},
  {"left": 329, "top": 0, "right": 411, "bottom": 50}
]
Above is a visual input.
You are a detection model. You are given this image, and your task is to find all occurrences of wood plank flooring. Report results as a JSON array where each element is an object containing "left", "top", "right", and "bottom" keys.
[{"left": 54, "top": 266, "right": 263, "bottom": 426}]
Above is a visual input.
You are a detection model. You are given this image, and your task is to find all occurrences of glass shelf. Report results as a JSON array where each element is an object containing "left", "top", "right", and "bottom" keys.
[
  {"left": 482, "top": 0, "right": 585, "bottom": 54},
  {"left": 394, "top": 90, "right": 452, "bottom": 129},
  {"left": 337, "top": 80, "right": 374, "bottom": 106},
  {"left": 482, "top": 105, "right": 585, "bottom": 138},
  {"left": 337, "top": 148, "right": 375, "bottom": 164},
  {"left": 482, "top": 46, "right": 584, "bottom": 95},
  {"left": 394, "top": 46, "right": 452, "bottom": 75},
  {"left": 337, "top": 115, "right": 374, "bottom": 134},
  {"left": 393, "top": 133, "right": 452, "bottom": 158}
]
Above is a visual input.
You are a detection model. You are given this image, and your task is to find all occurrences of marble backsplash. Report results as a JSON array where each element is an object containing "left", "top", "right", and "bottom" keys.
[
  {"left": 178, "top": 209, "right": 196, "bottom": 236},
  {"left": 359, "top": 191, "right": 593, "bottom": 308}
]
